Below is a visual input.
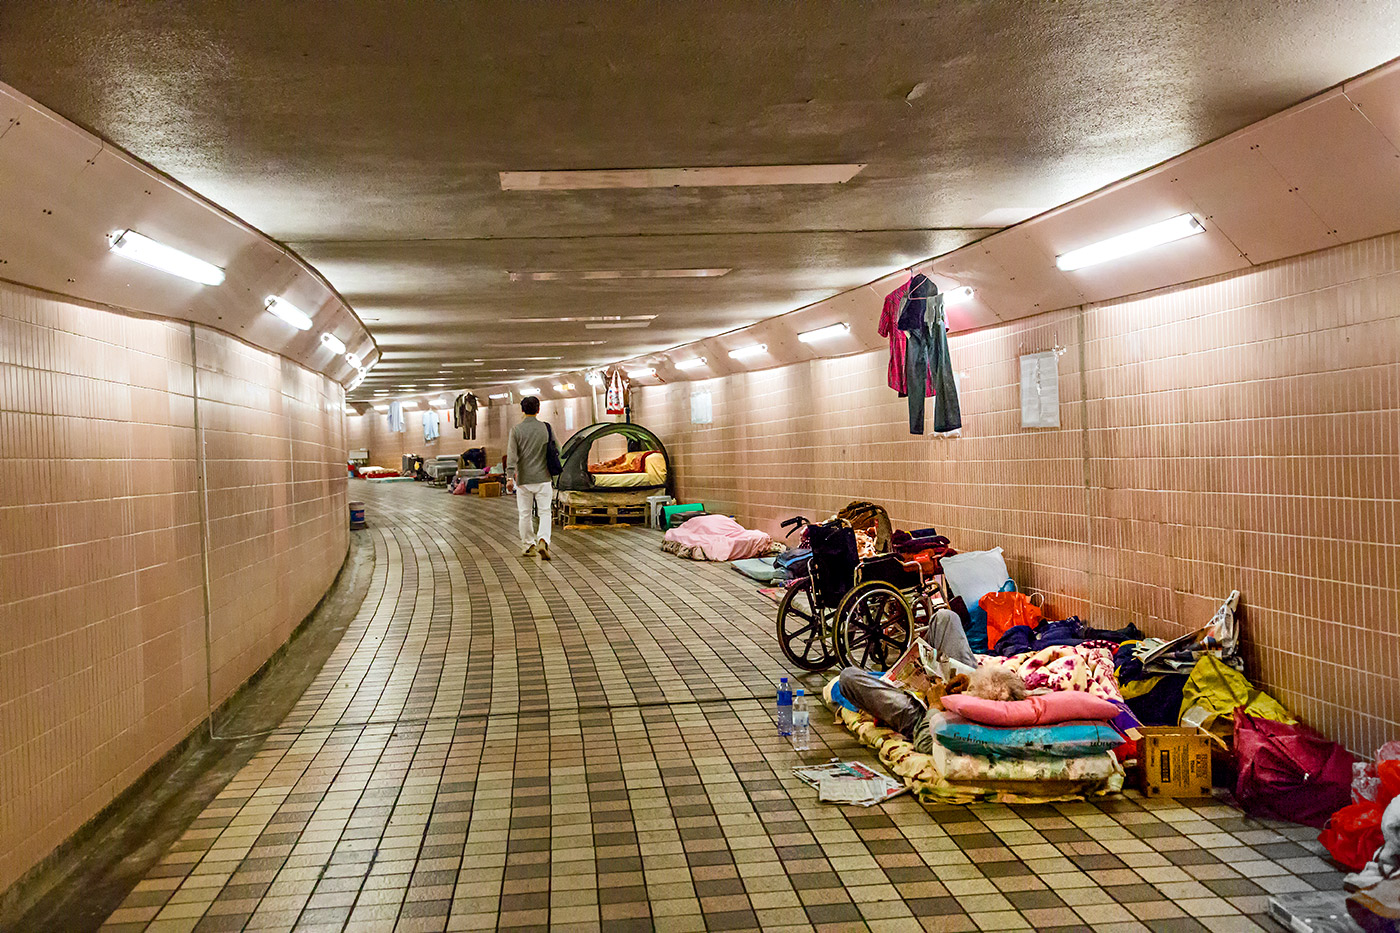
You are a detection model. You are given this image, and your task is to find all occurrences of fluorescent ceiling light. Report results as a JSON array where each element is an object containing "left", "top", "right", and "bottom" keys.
[
  {"left": 320, "top": 332, "right": 347, "bottom": 354},
  {"left": 586, "top": 371, "right": 605, "bottom": 388},
  {"left": 374, "top": 403, "right": 390, "bottom": 412},
  {"left": 508, "top": 269, "right": 729, "bottom": 281},
  {"left": 798, "top": 323, "right": 850, "bottom": 343},
  {"left": 476, "top": 341, "right": 606, "bottom": 349},
  {"left": 488, "top": 392, "right": 509, "bottom": 400},
  {"left": 728, "top": 344, "right": 767, "bottom": 360},
  {"left": 265, "top": 296, "right": 313, "bottom": 330},
  {"left": 506, "top": 316, "right": 654, "bottom": 324},
  {"left": 942, "top": 286, "right": 974, "bottom": 306},
  {"left": 431, "top": 397, "right": 451, "bottom": 408},
  {"left": 399, "top": 400, "right": 418, "bottom": 409},
  {"left": 675, "top": 357, "right": 707, "bottom": 371},
  {"left": 553, "top": 383, "right": 575, "bottom": 392},
  {"left": 108, "top": 229, "right": 225, "bottom": 286},
  {"left": 345, "top": 352, "right": 363, "bottom": 369},
  {"left": 500, "top": 164, "right": 866, "bottom": 190},
  {"left": 1056, "top": 213, "right": 1205, "bottom": 271},
  {"left": 586, "top": 322, "right": 653, "bottom": 330},
  {"left": 627, "top": 367, "right": 655, "bottom": 378},
  {"left": 519, "top": 386, "right": 541, "bottom": 395}
]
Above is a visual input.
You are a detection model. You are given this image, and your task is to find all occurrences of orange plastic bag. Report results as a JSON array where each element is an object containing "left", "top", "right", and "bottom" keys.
[{"left": 980, "top": 591, "right": 1044, "bottom": 651}]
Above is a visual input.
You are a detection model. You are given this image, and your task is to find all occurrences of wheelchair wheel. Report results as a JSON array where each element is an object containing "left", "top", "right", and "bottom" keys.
[
  {"left": 776, "top": 579, "right": 838, "bottom": 671},
  {"left": 835, "top": 581, "right": 913, "bottom": 672}
]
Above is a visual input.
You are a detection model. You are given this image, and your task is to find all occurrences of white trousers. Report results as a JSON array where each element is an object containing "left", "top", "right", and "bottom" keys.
[{"left": 516, "top": 481, "right": 554, "bottom": 546}]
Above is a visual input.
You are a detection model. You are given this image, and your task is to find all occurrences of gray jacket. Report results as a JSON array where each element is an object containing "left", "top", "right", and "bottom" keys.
[{"left": 506, "top": 418, "right": 557, "bottom": 486}]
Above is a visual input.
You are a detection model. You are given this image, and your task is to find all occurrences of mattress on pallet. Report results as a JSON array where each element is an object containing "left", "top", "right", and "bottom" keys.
[{"left": 556, "top": 488, "right": 655, "bottom": 508}]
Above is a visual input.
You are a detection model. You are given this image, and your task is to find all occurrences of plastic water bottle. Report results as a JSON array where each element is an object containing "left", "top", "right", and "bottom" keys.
[
  {"left": 792, "top": 689, "right": 810, "bottom": 751},
  {"left": 776, "top": 677, "right": 793, "bottom": 736}
]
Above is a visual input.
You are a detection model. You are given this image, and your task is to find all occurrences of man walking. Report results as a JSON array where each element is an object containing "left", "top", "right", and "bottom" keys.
[{"left": 505, "top": 395, "right": 561, "bottom": 560}]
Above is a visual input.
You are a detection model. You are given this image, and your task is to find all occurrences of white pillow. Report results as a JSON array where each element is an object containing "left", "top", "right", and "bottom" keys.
[{"left": 940, "top": 547, "right": 1010, "bottom": 606}]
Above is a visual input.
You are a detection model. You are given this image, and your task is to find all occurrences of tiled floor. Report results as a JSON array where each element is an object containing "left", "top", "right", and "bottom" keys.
[{"left": 96, "top": 482, "right": 1340, "bottom": 933}]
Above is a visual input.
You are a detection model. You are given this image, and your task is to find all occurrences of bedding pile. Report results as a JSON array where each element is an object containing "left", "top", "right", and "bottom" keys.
[
  {"left": 661, "top": 514, "right": 772, "bottom": 562},
  {"left": 822, "top": 680, "right": 1124, "bottom": 805}
]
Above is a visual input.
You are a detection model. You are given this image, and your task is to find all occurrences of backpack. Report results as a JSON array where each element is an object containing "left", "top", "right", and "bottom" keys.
[{"left": 836, "top": 501, "right": 892, "bottom": 553}]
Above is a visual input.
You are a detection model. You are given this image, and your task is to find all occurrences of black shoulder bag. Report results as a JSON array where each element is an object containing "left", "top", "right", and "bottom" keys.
[{"left": 544, "top": 423, "right": 563, "bottom": 477}]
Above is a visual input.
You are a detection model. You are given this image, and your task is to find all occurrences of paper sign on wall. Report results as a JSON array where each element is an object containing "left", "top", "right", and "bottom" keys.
[
  {"left": 565, "top": 405, "right": 574, "bottom": 430},
  {"left": 690, "top": 388, "right": 712, "bottom": 425},
  {"left": 1020, "top": 351, "right": 1060, "bottom": 428}
]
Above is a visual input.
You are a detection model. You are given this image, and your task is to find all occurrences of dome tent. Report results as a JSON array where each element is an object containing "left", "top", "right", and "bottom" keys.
[{"left": 556, "top": 421, "right": 672, "bottom": 496}]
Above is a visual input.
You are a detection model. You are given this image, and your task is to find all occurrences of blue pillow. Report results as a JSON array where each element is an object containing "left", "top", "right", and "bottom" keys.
[{"left": 931, "top": 713, "right": 1122, "bottom": 759}]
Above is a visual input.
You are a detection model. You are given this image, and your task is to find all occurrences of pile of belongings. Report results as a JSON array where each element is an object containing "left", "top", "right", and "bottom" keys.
[
  {"left": 1329, "top": 742, "right": 1400, "bottom": 930},
  {"left": 823, "top": 637, "right": 1130, "bottom": 805},
  {"left": 359, "top": 465, "right": 415, "bottom": 482}
]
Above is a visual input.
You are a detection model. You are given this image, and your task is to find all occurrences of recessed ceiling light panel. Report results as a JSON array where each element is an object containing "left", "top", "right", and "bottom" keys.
[
  {"left": 501, "top": 164, "right": 865, "bottom": 190},
  {"left": 508, "top": 269, "right": 730, "bottom": 281}
]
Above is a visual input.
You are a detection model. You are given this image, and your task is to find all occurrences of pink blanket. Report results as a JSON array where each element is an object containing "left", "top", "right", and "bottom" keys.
[{"left": 662, "top": 515, "right": 772, "bottom": 562}]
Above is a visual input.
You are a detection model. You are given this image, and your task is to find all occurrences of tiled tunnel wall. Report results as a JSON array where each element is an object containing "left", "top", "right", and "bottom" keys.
[
  {"left": 632, "top": 232, "right": 1400, "bottom": 756},
  {"left": 0, "top": 280, "right": 348, "bottom": 895}
]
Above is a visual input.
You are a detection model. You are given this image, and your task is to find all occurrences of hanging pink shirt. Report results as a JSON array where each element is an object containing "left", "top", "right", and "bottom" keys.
[{"left": 878, "top": 279, "right": 933, "bottom": 396}]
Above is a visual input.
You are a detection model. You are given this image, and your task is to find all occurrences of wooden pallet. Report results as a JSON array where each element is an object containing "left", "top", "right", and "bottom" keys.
[{"left": 557, "top": 503, "right": 647, "bottom": 526}]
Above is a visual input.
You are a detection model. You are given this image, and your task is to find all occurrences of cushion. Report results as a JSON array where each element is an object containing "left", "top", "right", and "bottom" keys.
[
  {"left": 930, "top": 713, "right": 1124, "bottom": 759},
  {"left": 942, "top": 691, "right": 1122, "bottom": 726},
  {"left": 940, "top": 548, "right": 1011, "bottom": 652}
]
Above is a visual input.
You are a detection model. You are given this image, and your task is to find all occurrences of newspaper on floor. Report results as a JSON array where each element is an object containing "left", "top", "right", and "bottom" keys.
[{"left": 794, "top": 759, "right": 907, "bottom": 807}]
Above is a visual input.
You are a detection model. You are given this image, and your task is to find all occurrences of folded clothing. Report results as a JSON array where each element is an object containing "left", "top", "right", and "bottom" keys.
[
  {"left": 995, "top": 616, "right": 1145, "bottom": 656},
  {"left": 930, "top": 712, "right": 1124, "bottom": 759},
  {"left": 942, "top": 691, "right": 1122, "bottom": 726}
]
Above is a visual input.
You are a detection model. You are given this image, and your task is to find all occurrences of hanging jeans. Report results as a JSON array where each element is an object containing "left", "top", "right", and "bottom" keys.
[{"left": 905, "top": 302, "right": 962, "bottom": 435}]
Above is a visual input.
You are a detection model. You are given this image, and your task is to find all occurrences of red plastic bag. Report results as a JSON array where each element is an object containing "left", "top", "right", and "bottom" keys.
[
  {"left": 1233, "top": 709, "right": 1355, "bottom": 828},
  {"left": 1321, "top": 801, "right": 1387, "bottom": 871}
]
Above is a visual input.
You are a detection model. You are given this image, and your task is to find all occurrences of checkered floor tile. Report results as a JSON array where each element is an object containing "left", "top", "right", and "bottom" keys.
[{"left": 96, "top": 483, "right": 1337, "bottom": 932}]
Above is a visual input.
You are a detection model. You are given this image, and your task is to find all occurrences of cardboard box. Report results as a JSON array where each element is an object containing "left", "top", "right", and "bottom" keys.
[
  {"left": 477, "top": 482, "right": 502, "bottom": 498},
  {"left": 1140, "top": 726, "right": 1213, "bottom": 797}
]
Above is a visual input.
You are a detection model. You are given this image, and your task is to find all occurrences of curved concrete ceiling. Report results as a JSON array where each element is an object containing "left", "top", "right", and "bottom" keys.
[{"left": 3, "top": 1, "right": 1399, "bottom": 400}]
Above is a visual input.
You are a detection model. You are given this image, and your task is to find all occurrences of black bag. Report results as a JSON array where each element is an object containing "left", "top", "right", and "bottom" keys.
[
  {"left": 807, "top": 520, "right": 859, "bottom": 606},
  {"left": 775, "top": 547, "right": 812, "bottom": 581},
  {"left": 545, "top": 424, "right": 563, "bottom": 477}
]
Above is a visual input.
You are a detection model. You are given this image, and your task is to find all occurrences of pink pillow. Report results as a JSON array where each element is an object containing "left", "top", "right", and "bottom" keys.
[{"left": 941, "top": 691, "right": 1121, "bottom": 726}]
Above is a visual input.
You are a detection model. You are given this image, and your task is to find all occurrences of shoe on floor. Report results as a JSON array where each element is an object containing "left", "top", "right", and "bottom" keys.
[
  {"left": 521, "top": 543, "right": 536, "bottom": 557},
  {"left": 537, "top": 539, "right": 551, "bottom": 561}
]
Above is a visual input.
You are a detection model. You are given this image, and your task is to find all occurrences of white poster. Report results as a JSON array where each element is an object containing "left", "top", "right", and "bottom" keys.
[
  {"left": 690, "top": 388, "right": 712, "bottom": 425},
  {"left": 565, "top": 405, "right": 575, "bottom": 430},
  {"left": 1020, "top": 351, "right": 1060, "bottom": 428}
]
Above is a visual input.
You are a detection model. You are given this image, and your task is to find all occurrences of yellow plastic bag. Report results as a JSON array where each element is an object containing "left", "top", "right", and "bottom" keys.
[{"left": 1179, "top": 655, "right": 1294, "bottom": 741}]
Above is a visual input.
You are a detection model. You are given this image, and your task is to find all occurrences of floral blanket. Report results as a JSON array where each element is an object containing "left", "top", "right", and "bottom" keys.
[{"left": 983, "top": 644, "right": 1125, "bottom": 701}]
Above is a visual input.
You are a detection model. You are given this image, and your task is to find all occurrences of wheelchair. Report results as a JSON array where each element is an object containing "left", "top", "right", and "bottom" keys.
[{"left": 774, "top": 516, "right": 947, "bottom": 673}]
